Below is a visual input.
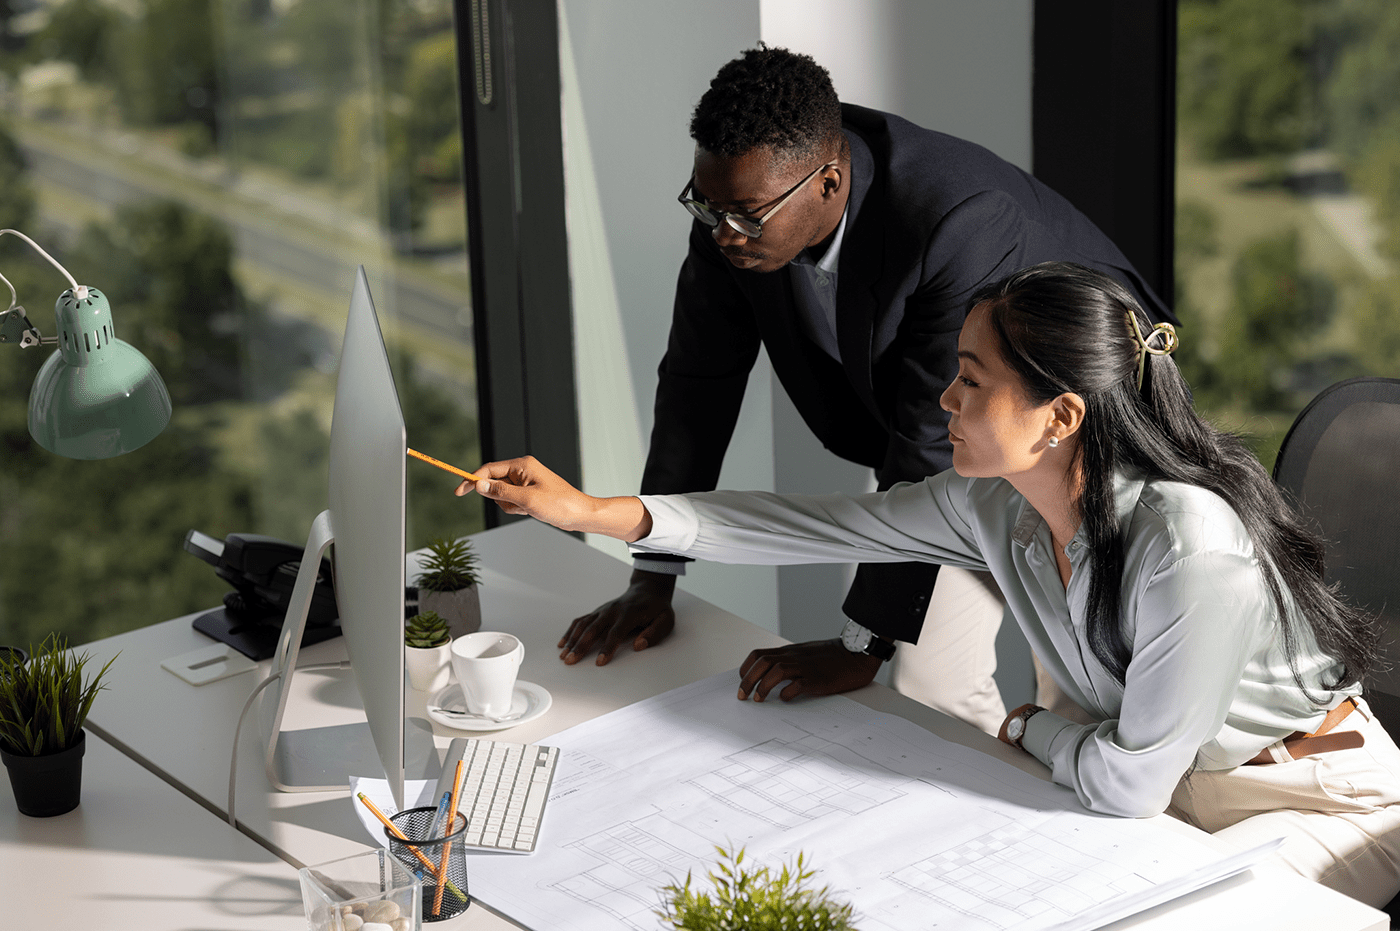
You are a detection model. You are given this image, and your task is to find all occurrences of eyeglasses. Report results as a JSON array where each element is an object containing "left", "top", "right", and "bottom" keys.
[{"left": 677, "top": 161, "right": 834, "bottom": 239}]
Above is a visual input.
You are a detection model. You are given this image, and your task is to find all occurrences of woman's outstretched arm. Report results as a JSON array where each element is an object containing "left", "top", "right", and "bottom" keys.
[{"left": 456, "top": 456, "right": 653, "bottom": 542}]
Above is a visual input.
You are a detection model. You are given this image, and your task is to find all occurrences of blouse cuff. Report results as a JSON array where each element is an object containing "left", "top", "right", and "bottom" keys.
[
  {"left": 628, "top": 495, "right": 700, "bottom": 556},
  {"left": 1019, "top": 709, "right": 1084, "bottom": 769}
]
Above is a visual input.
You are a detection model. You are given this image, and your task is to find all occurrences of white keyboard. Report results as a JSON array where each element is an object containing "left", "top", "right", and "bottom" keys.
[{"left": 444, "top": 737, "right": 558, "bottom": 853}]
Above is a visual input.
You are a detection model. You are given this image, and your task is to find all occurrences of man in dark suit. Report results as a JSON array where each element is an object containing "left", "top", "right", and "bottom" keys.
[{"left": 555, "top": 47, "right": 1173, "bottom": 730}]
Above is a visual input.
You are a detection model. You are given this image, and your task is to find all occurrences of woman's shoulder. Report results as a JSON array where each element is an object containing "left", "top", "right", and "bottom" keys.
[{"left": 1130, "top": 477, "right": 1256, "bottom": 563}]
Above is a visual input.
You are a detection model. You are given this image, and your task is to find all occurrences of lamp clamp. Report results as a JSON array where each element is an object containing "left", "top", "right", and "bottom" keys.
[{"left": 0, "top": 305, "right": 47, "bottom": 349}]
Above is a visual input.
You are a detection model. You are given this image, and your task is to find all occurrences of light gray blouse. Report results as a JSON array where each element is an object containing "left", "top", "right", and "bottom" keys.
[{"left": 633, "top": 469, "right": 1356, "bottom": 818}]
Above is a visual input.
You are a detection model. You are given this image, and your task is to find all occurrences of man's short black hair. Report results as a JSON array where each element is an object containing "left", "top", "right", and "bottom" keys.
[{"left": 690, "top": 46, "right": 843, "bottom": 163}]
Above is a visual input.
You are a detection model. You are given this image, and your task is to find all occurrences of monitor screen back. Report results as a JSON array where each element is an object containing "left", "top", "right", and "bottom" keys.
[{"left": 329, "top": 267, "right": 406, "bottom": 801}]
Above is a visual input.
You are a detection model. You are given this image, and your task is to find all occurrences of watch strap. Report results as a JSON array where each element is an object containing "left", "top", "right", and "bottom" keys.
[{"left": 863, "top": 633, "right": 896, "bottom": 661}]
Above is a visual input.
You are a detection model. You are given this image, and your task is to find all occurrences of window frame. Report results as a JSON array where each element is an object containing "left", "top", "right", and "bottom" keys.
[{"left": 455, "top": 0, "right": 580, "bottom": 527}]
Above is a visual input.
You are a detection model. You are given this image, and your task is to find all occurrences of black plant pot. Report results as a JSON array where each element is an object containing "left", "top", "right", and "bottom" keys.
[{"left": 1, "top": 728, "right": 86, "bottom": 817}]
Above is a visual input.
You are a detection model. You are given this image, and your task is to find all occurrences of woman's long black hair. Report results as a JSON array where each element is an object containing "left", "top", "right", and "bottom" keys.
[{"left": 972, "top": 262, "right": 1376, "bottom": 694}]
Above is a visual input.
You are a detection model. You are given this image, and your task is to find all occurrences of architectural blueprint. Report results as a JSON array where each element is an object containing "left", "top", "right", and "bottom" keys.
[{"left": 464, "top": 671, "right": 1249, "bottom": 931}]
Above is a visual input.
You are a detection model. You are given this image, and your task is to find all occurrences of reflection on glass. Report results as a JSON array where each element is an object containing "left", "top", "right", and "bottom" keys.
[
  {"left": 1176, "top": 0, "right": 1400, "bottom": 465},
  {"left": 0, "top": 0, "right": 480, "bottom": 647}
]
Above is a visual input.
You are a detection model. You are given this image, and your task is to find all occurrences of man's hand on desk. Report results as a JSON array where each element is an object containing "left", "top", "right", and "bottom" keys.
[
  {"left": 560, "top": 569, "right": 677, "bottom": 666},
  {"left": 738, "top": 639, "right": 882, "bottom": 702}
]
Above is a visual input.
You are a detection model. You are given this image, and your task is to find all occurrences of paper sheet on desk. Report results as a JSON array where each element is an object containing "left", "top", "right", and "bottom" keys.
[
  {"left": 466, "top": 670, "right": 1261, "bottom": 931},
  {"left": 350, "top": 777, "right": 437, "bottom": 846}
]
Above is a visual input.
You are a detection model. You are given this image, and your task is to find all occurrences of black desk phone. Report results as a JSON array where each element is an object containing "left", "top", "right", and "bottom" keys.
[{"left": 183, "top": 529, "right": 341, "bottom": 660}]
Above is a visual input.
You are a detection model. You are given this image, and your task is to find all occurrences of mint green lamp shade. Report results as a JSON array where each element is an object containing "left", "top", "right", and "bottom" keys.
[{"left": 27, "top": 287, "right": 171, "bottom": 460}]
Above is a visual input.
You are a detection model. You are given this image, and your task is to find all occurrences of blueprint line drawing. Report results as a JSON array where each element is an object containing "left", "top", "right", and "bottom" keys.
[
  {"left": 550, "top": 815, "right": 716, "bottom": 931},
  {"left": 549, "top": 723, "right": 914, "bottom": 930},
  {"left": 883, "top": 816, "right": 1156, "bottom": 930},
  {"left": 465, "top": 671, "right": 1232, "bottom": 931},
  {"left": 687, "top": 732, "right": 908, "bottom": 828}
]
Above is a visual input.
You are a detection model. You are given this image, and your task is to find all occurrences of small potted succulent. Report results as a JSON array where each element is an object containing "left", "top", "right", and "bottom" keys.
[
  {"left": 0, "top": 634, "right": 116, "bottom": 817},
  {"left": 415, "top": 537, "right": 482, "bottom": 639},
  {"left": 404, "top": 610, "right": 453, "bottom": 692},
  {"left": 657, "top": 845, "right": 856, "bottom": 931}
]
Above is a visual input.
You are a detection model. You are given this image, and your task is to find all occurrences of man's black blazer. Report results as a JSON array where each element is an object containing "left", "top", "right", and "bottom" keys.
[{"left": 639, "top": 104, "right": 1174, "bottom": 644}]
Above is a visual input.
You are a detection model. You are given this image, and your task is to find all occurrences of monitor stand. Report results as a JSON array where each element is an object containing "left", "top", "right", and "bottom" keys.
[{"left": 255, "top": 511, "right": 436, "bottom": 808}]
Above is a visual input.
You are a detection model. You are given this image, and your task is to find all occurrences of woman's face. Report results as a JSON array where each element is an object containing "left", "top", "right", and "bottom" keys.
[{"left": 940, "top": 303, "right": 1062, "bottom": 480}]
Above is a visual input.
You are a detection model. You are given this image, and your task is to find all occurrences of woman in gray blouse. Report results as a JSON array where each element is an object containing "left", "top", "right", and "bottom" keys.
[{"left": 460, "top": 262, "right": 1400, "bottom": 906}]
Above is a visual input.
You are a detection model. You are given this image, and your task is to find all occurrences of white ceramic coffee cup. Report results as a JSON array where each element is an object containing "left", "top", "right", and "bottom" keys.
[{"left": 450, "top": 631, "right": 523, "bottom": 717}]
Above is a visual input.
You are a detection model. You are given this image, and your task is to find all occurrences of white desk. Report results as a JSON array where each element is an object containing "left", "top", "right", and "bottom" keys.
[
  {"left": 61, "top": 521, "right": 1389, "bottom": 930},
  {"left": 1, "top": 729, "right": 303, "bottom": 929}
]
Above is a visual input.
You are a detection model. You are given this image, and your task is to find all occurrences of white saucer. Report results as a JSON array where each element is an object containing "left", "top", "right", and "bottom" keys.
[{"left": 426, "top": 681, "right": 552, "bottom": 732}]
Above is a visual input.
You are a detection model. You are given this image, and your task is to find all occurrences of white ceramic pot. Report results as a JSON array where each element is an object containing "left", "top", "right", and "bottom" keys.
[
  {"left": 404, "top": 642, "right": 452, "bottom": 692},
  {"left": 419, "top": 585, "right": 482, "bottom": 640}
]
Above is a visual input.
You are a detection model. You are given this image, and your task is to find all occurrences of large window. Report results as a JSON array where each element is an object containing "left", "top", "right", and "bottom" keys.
[
  {"left": 1175, "top": 0, "right": 1400, "bottom": 464},
  {"left": 0, "top": 0, "right": 481, "bottom": 647}
]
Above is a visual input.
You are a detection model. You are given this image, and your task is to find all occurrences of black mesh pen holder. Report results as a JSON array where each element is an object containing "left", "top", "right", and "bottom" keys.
[{"left": 386, "top": 806, "right": 471, "bottom": 921}]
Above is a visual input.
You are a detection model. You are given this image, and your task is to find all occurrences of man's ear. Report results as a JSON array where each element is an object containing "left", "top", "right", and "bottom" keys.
[
  {"left": 1053, "top": 392, "right": 1087, "bottom": 439},
  {"left": 819, "top": 163, "right": 843, "bottom": 198}
]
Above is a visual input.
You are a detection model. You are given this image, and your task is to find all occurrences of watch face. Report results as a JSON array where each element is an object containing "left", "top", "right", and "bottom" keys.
[
  {"left": 841, "top": 621, "right": 870, "bottom": 653},
  {"left": 1007, "top": 717, "right": 1025, "bottom": 741}
]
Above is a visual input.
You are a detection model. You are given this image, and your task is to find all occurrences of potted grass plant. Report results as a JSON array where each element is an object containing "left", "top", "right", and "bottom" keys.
[
  {"left": 0, "top": 634, "right": 116, "bottom": 817},
  {"left": 657, "top": 845, "right": 856, "bottom": 931},
  {"left": 404, "top": 610, "right": 453, "bottom": 692},
  {"left": 415, "top": 537, "right": 482, "bottom": 639}
]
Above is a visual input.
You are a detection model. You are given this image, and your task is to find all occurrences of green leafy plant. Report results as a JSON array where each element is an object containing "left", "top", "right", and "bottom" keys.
[
  {"left": 417, "top": 536, "right": 480, "bottom": 593},
  {"left": 0, "top": 634, "right": 116, "bottom": 757},
  {"left": 405, "top": 611, "right": 451, "bottom": 649},
  {"left": 657, "top": 845, "right": 856, "bottom": 931}
]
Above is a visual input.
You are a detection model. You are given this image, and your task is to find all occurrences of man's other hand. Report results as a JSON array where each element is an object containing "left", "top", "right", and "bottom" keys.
[
  {"left": 560, "top": 569, "right": 677, "bottom": 666},
  {"left": 737, "top": 639, "right": 882, "bottom": 702}
]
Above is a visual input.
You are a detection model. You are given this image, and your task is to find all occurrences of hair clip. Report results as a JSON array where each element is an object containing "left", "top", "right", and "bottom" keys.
[{"left": 1125, "top": 312, "right": 1178, "bottom": 390}]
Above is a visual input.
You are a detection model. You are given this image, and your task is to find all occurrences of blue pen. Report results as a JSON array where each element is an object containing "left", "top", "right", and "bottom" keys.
[{"left": 428, "top": 788, "right": 452, "bottom": 840}]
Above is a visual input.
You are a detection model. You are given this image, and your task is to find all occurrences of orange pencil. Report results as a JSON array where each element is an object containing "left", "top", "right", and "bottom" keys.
[
  {"left": 356, "top": 792, "right": 466, "bottom": 904},
  {"left": 432, "top": 758, "right": 467, "bottom": 915},
  {"left": 407, "top": 447, "right": 482, "bottom": 484}
]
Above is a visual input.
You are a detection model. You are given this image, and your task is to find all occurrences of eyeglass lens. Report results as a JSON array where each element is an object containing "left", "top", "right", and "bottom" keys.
[{"left": 683, "top": 199, "right": 762, "bottom": 238}]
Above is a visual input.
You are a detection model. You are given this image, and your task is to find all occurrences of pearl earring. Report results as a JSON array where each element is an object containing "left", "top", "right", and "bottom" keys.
[{"left": 1047, "top": 435, "right": 1059, "bottom": 448}]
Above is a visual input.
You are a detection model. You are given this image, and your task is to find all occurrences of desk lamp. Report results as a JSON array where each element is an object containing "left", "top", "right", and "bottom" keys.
[{"left": 0, "top": 229, "right": 171, "bottom": 459}]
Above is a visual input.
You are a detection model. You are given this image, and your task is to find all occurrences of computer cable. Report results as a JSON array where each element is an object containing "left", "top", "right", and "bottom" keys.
[{"left": 226, "top": 661, "right": 350, "bottom": 829}]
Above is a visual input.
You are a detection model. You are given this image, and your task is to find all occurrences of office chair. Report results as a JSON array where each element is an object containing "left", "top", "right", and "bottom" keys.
[{"left": 1272, "top": 376, "right": 1400, "bottom": 924}]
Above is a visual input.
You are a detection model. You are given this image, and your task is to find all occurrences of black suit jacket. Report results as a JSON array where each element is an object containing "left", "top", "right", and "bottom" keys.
[{"left": 640, "top": 105, "right": 1173, "bottom": 643}]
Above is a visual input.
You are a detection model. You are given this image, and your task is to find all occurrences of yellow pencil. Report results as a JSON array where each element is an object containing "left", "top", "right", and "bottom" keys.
[
  {"left": 356, "top": 792, "right": 467, "bottom": 904},
  {"left": 407, "top": 447, "right": 482, "bottom": 484},
  {"left": 432, "top": 758, "right": 467, "bottom": 915}
]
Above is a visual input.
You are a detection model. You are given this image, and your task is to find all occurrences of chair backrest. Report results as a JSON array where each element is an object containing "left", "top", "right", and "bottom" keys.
[{"left": 1274, "top": 377, "right": 1400, "bottom": 721}]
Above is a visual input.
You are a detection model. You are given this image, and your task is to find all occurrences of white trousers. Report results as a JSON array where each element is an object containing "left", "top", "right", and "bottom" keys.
[
  {"left": 888, "top": 566, "right": 1093, "bottom": 737},
  {"left": 1167, "top": 697, "right": 1400, "bottom": 908}
]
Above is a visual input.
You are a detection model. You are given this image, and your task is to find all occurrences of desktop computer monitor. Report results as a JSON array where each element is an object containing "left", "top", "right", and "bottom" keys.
[{"left": 256, "top": 266, "right": 435, "bottom": 809}]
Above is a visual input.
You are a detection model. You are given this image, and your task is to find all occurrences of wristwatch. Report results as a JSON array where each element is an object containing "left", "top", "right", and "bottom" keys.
[
  {"left": 839, "top": 619, "right": 897, "bottom": 662},
  {"left": 1005, "top": 705, "right": 1045, "bottom": 750}
]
